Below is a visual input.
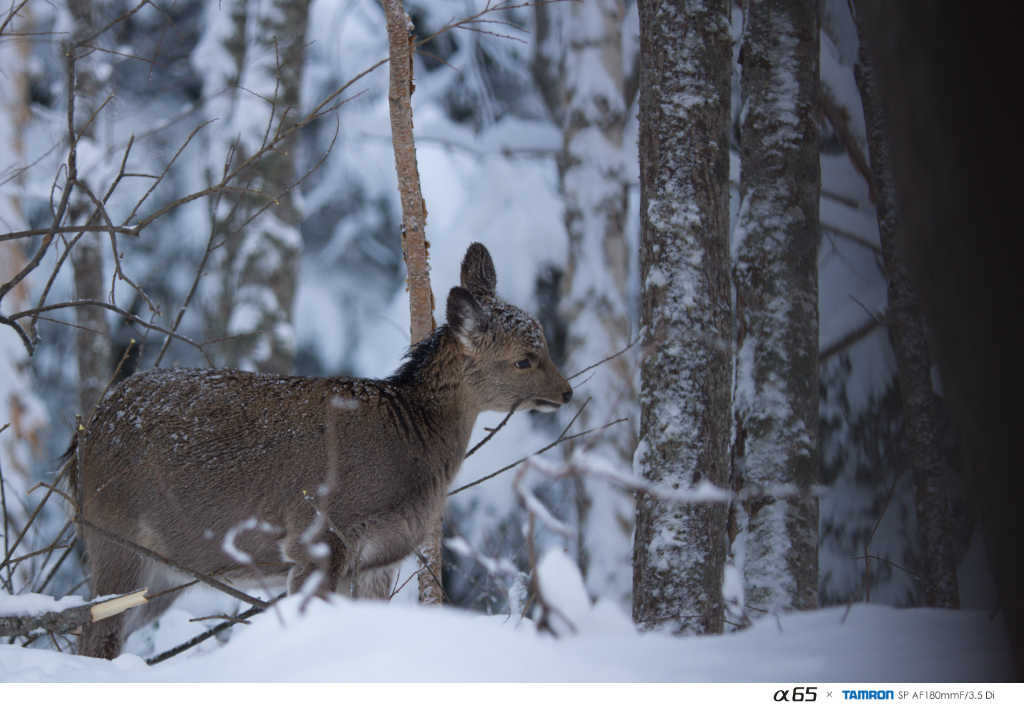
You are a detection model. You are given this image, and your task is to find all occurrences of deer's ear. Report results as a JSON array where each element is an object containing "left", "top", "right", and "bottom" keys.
[
  {"left": 460, "top": 243, "right": 496, "bottom": 298},
  {"left": 447, "top": 286, "right": 486, "bottom": 349}
]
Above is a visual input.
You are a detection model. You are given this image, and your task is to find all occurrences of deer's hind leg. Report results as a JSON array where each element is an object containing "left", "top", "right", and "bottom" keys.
[{"left": 77, "top": 535, "right": 180, "bottom": 659}]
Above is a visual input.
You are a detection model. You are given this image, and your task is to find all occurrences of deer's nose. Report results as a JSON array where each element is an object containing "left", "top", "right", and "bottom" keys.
[{"left": 562, "top": 389, "right": 573, "bottom": 404}]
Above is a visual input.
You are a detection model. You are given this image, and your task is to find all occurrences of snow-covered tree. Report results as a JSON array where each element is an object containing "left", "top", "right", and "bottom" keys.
[
  {"left": 632, "top": 0, "right": 734, "bottom": 635},
  {"left": 731, "top": 0, "right": 820, "bottom": 617},
  {"left": 535, "top": 0, "right": 638, "bottom": 609},
  {"left": 195, "top": 0, "right": 308, "bottom": 374},
  {"left": 848, "top": 1, "right": 1022, "bottom": 673},
  {"left": 560, "top": 0, "right": 637, "bottom": 609}
]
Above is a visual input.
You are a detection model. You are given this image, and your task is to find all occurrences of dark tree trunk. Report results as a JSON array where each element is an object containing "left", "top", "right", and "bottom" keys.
[{"left": 853, "top": 4, "right": 959, "bottom": 609}]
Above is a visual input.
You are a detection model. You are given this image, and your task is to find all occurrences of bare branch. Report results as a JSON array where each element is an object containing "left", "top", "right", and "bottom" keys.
[
  {"left": 819, "top": 316, "right": 884, "bottom": 361},
  {"left": 0, "top": 485, "right": 56, "bottom": 580},
  {"left": 566, "top": 334, "right": 639, "bottom": 382},
  {"left": 819, "top": 84, "right": 874, "bottom": 200},
  {"left": 0, "top": 0, "right": 32, "bottom": 38},
  {"left": 74, "top": 517, "right": 269, "bottom": 610},
  {"left": 32, "top": 544, "right": 78, "bottom": 596},
  {"left": 77, "top": 41, "right": 165, "bottom": 68},
  {"left": 145, "top": 594, "right": 284, "bottom": 666},
  {"left": 28, "top": 231, "right": 84, "bottom": 343},
  {"left": 9, "top": 299, "right": 216, "bottom": 365},
  {"left": 78, "top": 0, "right": 154, "bottom": 48},
  {"left": 123, "top": 120, "right": 214, "bottom": 226},
  {"left": 0, "top": 314, "right": 34, "bottom": 354}
]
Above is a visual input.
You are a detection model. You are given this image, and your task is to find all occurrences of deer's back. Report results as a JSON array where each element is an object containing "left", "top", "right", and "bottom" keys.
[{"left": 78, "top": 368, "right": 466, "bottom": 557}]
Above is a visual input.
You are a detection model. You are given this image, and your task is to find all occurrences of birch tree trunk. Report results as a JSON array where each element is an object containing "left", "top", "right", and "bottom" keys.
[
  {"left": 201, "top": 0, "right": 307, "bottom": 375},
  {"left": 1, "top": 2, "right": 48, "bottom": 593},
  {"left": 732, "top": 0, "right": 820, "bottom": 615},
  {"left": 633, "top": 0, "right": 733, "bottom": 635},
  {"left": 852, "top": 6, "right": 959, "bottom": 609},
  {"left": 381, "top": 0, "right": 440, "bottom": 606}
]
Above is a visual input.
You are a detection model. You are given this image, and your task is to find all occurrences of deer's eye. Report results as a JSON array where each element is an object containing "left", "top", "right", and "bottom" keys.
[{"left": 515, "top": 358, "right": 531, "bottom": 370}]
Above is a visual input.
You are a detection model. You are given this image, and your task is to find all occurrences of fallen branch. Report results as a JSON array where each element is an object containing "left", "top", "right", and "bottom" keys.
[{"left": 0, "top": 589, "right": 147, "bottom": 638}]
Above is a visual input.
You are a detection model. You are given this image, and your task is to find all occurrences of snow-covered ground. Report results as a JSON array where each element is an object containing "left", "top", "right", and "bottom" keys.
[{"left": 1, "top": 549, "right": 1016, "bottom": 685}]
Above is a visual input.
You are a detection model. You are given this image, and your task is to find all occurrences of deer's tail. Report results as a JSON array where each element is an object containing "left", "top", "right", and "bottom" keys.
[{"left": 56, "top": 433, "right": 79, "bottom": 508}]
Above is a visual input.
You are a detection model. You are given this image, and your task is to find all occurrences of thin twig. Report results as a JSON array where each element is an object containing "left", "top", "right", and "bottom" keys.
[
  {"left": 451, "top": 421, "right": 627, "bottom": 497},
  {"left": 853, "top": 553, "right": 927, "bottom": 585},
  {"left": 74, "top": 518, "right": 269, "bottom": 610},
  {"left": 0, "top": 486, "right": 55, "bottom": 579},
  {"left": 33, "top": 544, "right": 79, "bottom": 596},
  {"left": 10, "top": 300, "right": 216, "bottom": 366},
  {"left": 189, "top": 614, "right": 250, "bottom": 625},
  {"left": 412, "top": 547, "right": 451, "bottom": 604},
  {"left": 0, "top": 452, "right": 11, "bottom": 591},
  {"left": 145, "top": 594, "right": 285, "bottom": 666}
]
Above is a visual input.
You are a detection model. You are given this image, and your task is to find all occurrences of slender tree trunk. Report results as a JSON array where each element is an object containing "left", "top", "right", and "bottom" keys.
[
  {"left": 633, "top": 0, "right": 733, "bottom": 635},
  {"left": 852, "top": 6, "right": 959, "bottom": 609},
  {"left": 71, "top": 236, "right": 110, "bottom": 415},
  {"left": 67, "top": 0, "right": 112, "bottom": 416},
  {"left": 382, "top": 0, "right": 440, "bottom": 606},
  {"left": 732, "top": 0, "right": 820, "bottom": 615},
  {"left": 203, "top": 0, "right": 307, "bottom": 374}
]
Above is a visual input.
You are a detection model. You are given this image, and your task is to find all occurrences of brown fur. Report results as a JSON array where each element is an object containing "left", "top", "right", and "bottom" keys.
[{"left": 64, "top": 243, "right": 572, "bottom": 659}]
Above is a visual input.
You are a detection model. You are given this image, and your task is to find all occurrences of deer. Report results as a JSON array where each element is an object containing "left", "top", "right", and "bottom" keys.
[{"left": 61, "top": 242, "right": 573, "bottom": 659}]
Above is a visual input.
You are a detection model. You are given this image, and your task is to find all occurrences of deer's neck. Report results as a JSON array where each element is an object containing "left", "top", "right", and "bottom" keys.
[
  {"left": 382, "top": 328, "right": 478, "bottom": 481},
  {"left": 387, "top": 325, "right": 476, "bottom": 420}
]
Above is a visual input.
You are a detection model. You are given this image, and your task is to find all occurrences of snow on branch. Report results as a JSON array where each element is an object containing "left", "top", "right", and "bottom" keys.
[{"left": 0, "top": 589, "right": 147, "bottom": 639}]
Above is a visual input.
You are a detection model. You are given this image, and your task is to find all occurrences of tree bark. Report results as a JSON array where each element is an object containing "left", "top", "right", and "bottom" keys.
[
  {"left": 732, "top": 0, "right": 820, "bottom": 615},
  {"left": 67, "top": 0, "right": 112, "bottom": 417},
  {"left": 382, "top": 0, "right": 440, "bottom": 606},
  {"left": 852, "top": 6, "right": 959, "bottom": 609},
  {"left": 71, "top": 236, "right": 110, "bottom": 415},
  {"left": 384, "top": 1, "right": 434, "bottom": 344},
  {"left": 632, "top": 0, "right": 733, "bottom": 635}
]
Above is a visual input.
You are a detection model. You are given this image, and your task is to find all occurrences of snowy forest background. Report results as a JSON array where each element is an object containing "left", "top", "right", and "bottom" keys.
[{"left": 0, "top": 0, "right": 1016, "bottom": 681}]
